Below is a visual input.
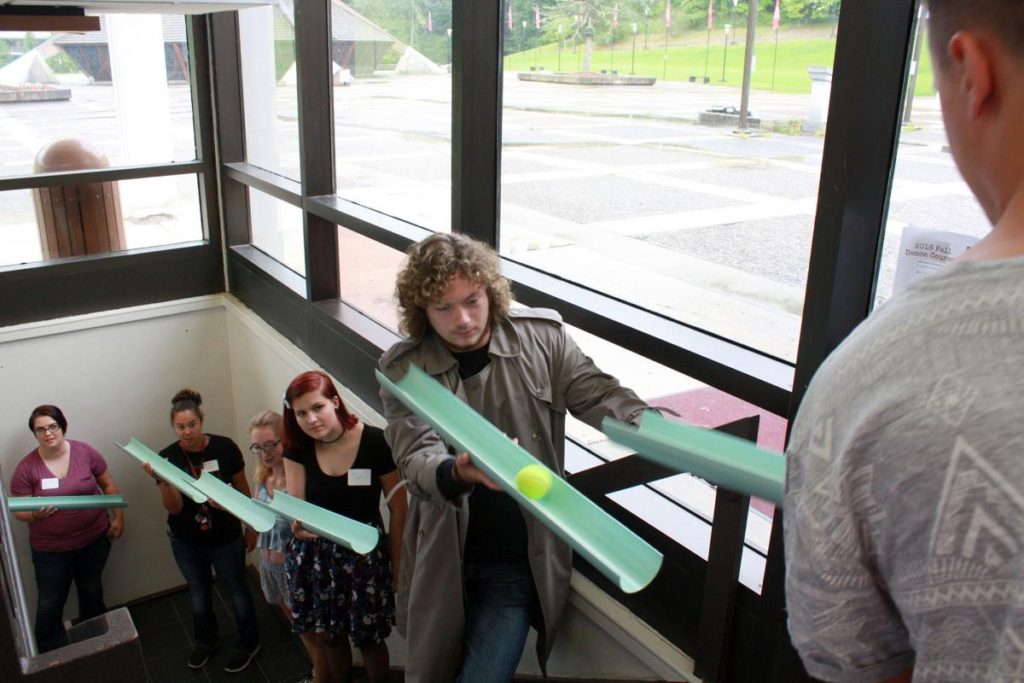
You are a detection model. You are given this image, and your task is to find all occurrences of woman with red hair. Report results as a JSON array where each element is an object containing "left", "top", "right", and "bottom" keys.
[{"left": 282, "top": 370, "right": 406, "bottom": 683}]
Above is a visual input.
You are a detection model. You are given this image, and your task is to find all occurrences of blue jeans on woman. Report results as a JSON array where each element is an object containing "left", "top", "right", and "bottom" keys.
[
  {"left": 169, "top": 536, "right": 258, "bottom": 651},
  {"left": 31, "top": 532, "right": 111, "bottom": 653},
  {"left": 457, "top": 561, "right": 538, "bottom": 683}
]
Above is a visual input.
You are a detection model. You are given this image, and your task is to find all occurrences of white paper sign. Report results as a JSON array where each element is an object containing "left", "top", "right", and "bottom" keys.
[
  {"left": 41, "top": 478, "right": 60, "bottom": 490},
  {"left": 203, "top": 459, "right": 220, "bottom": 473},
  {"left": 348, "top": 469, "right": 371, "bottom": 486},
  {"left": 892, "top": 225, "right": 978, "bottom": 296}
]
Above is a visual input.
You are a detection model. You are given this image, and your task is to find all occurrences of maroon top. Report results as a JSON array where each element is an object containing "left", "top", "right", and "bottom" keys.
[{"left": 10, "top": 440, "right": 110, "bottom": 552}]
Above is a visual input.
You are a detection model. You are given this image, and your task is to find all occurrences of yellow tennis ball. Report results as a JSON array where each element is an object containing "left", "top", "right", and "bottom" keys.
[{"left": 515, "top": 464, "right": 553, "bottom": 500}]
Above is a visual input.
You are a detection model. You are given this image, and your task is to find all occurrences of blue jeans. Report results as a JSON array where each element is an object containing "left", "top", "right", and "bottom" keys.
[
  {"left": 457, "top": 561, "right": 538, "bottom": 683},
  {"left": 31, "top": 533, "right": 111, "bottom": 653},
  {"left": 169, "top": 536, "right": 258, "bottom": 651}
]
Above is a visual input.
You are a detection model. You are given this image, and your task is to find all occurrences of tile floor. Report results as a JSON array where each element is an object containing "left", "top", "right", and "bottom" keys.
[{"left": 128, "top": 572, "right": 312, "bottom": 683}]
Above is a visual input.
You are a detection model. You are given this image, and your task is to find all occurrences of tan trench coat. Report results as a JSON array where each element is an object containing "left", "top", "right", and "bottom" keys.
[{"left": 379, "top": 308, "right": 648, "bottom": 683}]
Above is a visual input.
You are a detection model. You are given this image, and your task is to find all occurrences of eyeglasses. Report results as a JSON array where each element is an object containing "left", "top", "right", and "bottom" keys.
[
  {"left": 249, "top": 440, "right": 281, "bottom": 455},
  {"left": 33, "top": 423, "right": 61, "bottom": 436}
]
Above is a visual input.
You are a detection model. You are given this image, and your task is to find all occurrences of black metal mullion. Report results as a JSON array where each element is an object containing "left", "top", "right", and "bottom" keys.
[
  {"left": 208, "top": 10, "right": 250, "bottom": 249},
  {"left": 789, "top": 0, "right": 917, "bottom": 418},
  {"left": 294, "top": 0, "right": 338, "bottom": 302},
  {"left": 188, "top": 16, "right": 223, "bottom": 263},
  {"left": 760, "top": 2, "right": 918, "bottom": 682},
  {"left": 0, "top": 162, "right": 204, "bottom": 192},
  {"left": 452, "top": 1, "right": 503, "bottom": 246}
]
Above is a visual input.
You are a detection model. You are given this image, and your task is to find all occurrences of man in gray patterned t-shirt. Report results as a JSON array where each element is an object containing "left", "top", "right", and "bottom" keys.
[{"left": 784, "top": 2, "right": 1024, "bottom": 682}]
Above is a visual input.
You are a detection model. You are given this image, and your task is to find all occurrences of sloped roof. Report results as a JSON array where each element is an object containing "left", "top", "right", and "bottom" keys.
[
  {"left": 54, "top": 15, "right": 186, "bottom": 45},
  {"left": 273, "top": 0, "right": 396, "bottom": 44}
]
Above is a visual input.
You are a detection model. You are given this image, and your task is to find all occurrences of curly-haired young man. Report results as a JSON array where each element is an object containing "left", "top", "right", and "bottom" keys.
[{"left": 379, "top": 233, "right": 649, "bottom": 683}]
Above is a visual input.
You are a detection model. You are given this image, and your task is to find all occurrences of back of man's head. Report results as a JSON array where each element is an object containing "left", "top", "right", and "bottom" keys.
[{"left": 926, "top": 0, "right": 1024, "bottom": 66}]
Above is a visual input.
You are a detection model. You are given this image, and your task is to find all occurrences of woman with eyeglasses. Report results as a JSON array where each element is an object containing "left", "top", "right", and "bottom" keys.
[
  {"left": 9, "top": 404, "right": 124, "bottom": 653},
  {"left": 248, "top": 410, "right": 294, "bottom": 618},
  {"left": 249, "top": 410, "right": 315, "bottom": 682},
  {"left": 146, "top": 389, "right": 260, "bottom": 674}
]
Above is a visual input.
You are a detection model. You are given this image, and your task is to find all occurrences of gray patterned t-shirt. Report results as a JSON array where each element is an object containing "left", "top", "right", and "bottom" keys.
[{"left": 785, "top": 257, "right": 1024, "bottom": 683}]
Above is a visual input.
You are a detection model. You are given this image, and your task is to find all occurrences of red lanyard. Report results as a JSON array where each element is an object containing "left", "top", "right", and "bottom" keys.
[{"left": 180, "top": 445, "right": 206, "bottom": 479}]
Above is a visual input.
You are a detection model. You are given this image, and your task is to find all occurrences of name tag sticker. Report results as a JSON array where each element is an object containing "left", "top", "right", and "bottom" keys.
[
  {"left": 41, "top": 478, "right": 59, "bottom": 490},
  {"left": 348, "top": 469, "right": 371, "bottom": 486},
  {"left": 203, "top": 459, "right": 220, "bottom": 473}
]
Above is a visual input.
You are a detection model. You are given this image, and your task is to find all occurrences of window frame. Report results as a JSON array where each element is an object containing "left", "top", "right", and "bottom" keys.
[{"left": 212, "top": 1, "right": 921, "bottom": 681}]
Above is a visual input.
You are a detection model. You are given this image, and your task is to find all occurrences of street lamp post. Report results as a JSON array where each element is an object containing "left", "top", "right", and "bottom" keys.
[
  {"left": 557, "top": 24, "right": 563, "bottom": 72},
  {"left": 730, "top": 0, "right": 739, "bottom": 43},
  {"left": 630, "top": 22, "right": 637, "bottom": 74},
  {"left": 644, "top": 6, "right": 649, "bottom": 49},
  {"left": 721, "top": 24, "right": 731, "bottom": 81}
]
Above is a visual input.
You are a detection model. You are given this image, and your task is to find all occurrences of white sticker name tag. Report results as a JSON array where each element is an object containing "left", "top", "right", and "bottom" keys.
[
  {"left": 348, "top": 469, "right": 371, "bottom": 486},
  {"left": 41, "top": 478, "right": 60, "bottom": 490},
  {"left": 203, "top": 459, "right": 220, "bottom": 473}
]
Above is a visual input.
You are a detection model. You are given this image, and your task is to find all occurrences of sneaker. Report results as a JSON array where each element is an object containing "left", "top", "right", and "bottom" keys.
[
  {"left": 188, "top": 642, "right": 218, "bottom": 669},
  {"left": 224, "top": 644, "right": 260, "bottom": 673}
]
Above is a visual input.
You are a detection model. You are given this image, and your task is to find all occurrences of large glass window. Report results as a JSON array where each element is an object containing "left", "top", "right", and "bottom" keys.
[
  {"left": 338, "top": 226, "right": 405, "bottom": 330},
  {"left": 875, "top": 15, "right": 987, "bottom": 307},
  {"left": 562, "top": 319, "right": 779, "bottom": 591},
  {"left": 238, "top": 4, "right": 300, "bottom": 180},
  {"left": 248, "top": 187, "right": 305, "bottom": 275},
  {"left": 1, "top": 176, "right": 203, "bottom": 267},
  {"left": 334, "top": 1, "right": 453, "bottom": 233},
  {"left": 500, "top": 0, "right": 842, "bottom": 363},
  {"left": 0, "top": 16, "right": 196, "bottom": 178}
]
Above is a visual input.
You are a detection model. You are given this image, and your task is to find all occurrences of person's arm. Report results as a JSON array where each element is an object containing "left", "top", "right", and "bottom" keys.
[
  {"left": 143, "top": 462, "right": 184, "bottom": 514},
  {"left": 380, "top": 469, "right": 407, "bottom": 590},
  {"left": 10, "top": 460, "right": 55, "bottom": 524},
  {"left": 95, "top": 470, "right": 124, "bottom": 539},
  {"left": 13, "top": 506, "right": 57, "bottom": 524},
  {"left": 379, "top": 357, "right": 467, "bottom": 504},
  {"left": 229, "top": 469, "right": 258, "bottom": 551},
  {"left": 283, "top": 455, "right": 318, "bottom": 540},
  {"left": 554, "top": 324, "right": 649, "bottom": 429}
]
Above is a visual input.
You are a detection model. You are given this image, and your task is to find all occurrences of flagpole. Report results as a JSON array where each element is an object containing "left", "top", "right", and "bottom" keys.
[
  {"left": 662, "top": 28, "right": 668, "bottom": 80},
  {"left": 771, "top": 26, "right": 779, "bottom": 90},
  {"left": 703, "top": 28, "right": 711, "bottom": 81}
]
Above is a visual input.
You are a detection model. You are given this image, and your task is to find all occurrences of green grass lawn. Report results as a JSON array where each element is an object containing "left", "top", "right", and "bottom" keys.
[{"left": 504, "top": 32, "right": 935, "bottom": 97}]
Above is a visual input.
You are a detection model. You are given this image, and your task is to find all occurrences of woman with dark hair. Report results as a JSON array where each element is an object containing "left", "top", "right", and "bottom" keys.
[
  {"left": 282, "top": 370, "right": 406, "bottom": 683},
  {"left": 145, "top": 389, "right": 260, "bottom": 674},
  {"left": 10, "top": 405, "right": 124, "bottom": 653}
]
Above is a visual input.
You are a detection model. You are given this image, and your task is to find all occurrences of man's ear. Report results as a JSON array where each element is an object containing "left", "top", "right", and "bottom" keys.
[{"left": 948, "top": 30, "right": 996, "bottom": 119}]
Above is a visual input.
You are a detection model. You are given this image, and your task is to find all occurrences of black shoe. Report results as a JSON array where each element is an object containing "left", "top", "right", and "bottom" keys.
[
  {"left": 188, "top": 642, "right": 218, "bottom": 669},
  {"left": 224, "top": 644, "right": 260, "bottom": 673}
]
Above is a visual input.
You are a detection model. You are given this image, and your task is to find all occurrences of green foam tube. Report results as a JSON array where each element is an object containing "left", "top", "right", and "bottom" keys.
[
  {"left": 117, "top": 438, "right": 207, "bottom": 504},
  {"left": 602, "top": 412, "right": 785, "bottom": 504},
  {"left": 8, "top": 495, "right": 127, "bottom": 512},
  {"left": 378, "top": 365, "right": 663, "bottom": 594},
  {"left": 193, "top": 472, "right": 277, "bottom": 533},
  {"left": 265, "top": 491, "right": 379, "bottom": 555}
]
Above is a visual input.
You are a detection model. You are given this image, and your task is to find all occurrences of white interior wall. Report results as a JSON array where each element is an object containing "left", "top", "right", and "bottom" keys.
[
  {"left": 1, "top": 294, "right": 691, "bottom": 680},
  {"left": 0, "top": 297, "right": 238, "bottom": 617}
]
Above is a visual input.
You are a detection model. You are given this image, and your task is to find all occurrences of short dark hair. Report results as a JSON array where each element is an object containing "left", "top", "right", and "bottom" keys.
[
  {"left": 170, "top": 388, "right": 204, "bottom": 422},
  {"left": 29, "top": 405, "right": 67, "bottom": 434},
  {"left": 926, "top": 0, "right": 1024, "bottom": 66},
  {"left": 395, "top": 233, "right": 512, "bottom": 339}
]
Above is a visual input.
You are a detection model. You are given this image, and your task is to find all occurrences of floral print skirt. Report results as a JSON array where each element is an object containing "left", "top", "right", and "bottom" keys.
[{"left": 285, "top": 529, "right": 394, "bottom": 647}]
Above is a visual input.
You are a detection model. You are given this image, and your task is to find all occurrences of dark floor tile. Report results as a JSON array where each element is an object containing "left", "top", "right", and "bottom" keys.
[
  {"left": 144, "top": 647, "right": 209, "bottom": 683},
  {"left": 205, "top": 651, "right": 269, "bottom": 683},
  {"left": 129, "top": 596, "right": 180, "bottom": 635},
  {"left": 257, "top": 641, "right": 312, "bottom": 683},
  {"left": 139, "top": 620, "right": 192, "bottom": 660}
]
